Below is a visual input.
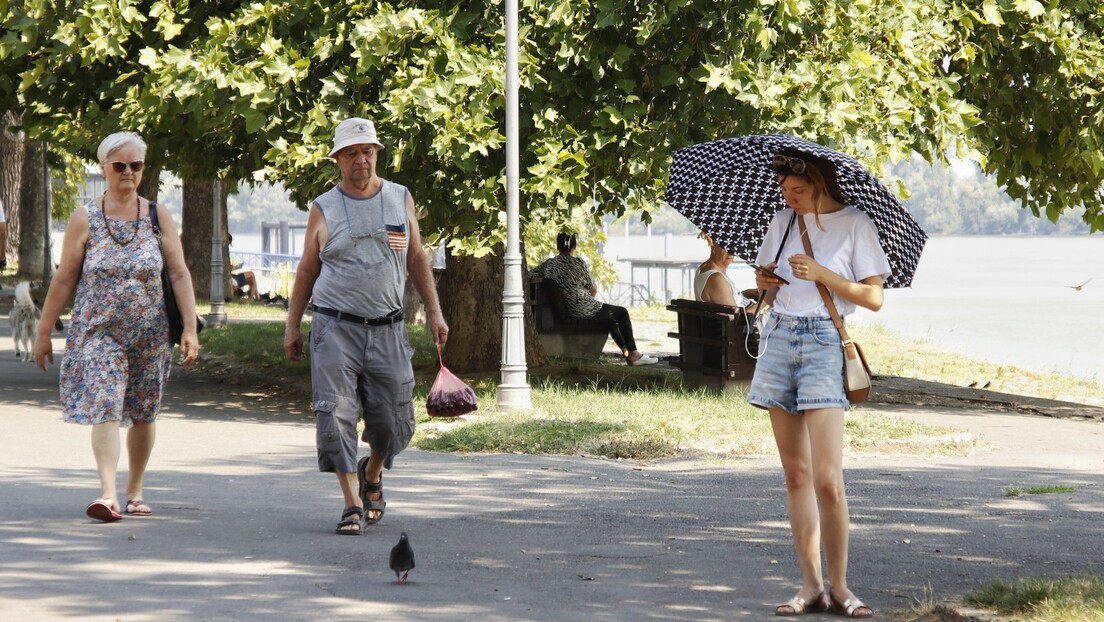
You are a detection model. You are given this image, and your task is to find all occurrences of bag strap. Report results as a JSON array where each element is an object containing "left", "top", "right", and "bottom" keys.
[
  {"left": 796, "top": 215, "right": 856, "bottom": 347},
  {"left": 148, "top": 202, "right": 163, "bottom": 246},
  {"left": 751, "top": 211, "right": 798, "bottom": 328},
  {"left": 148, "top": 202, "right": 170, "bottom": 266},
  {"left": 772, "top": 212, "right": 797, "bottom": 266}
]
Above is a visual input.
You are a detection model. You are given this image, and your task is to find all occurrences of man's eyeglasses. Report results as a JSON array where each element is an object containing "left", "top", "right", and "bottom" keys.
[
  {"left": 771, "top": 154, "right": 806, "bottom": 174},
  {"left": 106, "top": 160, "right": 144, "bottom": 173}
]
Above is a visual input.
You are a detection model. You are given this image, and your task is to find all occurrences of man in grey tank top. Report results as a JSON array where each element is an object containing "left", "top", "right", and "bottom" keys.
[{"left": 284, "top": 117, "right": 449, "bottom": 535}]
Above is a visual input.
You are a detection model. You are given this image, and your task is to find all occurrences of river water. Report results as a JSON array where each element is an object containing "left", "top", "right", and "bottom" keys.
[
  {"left": 229, "top": 230, "right": 1102, "bottom": 379},
  {"left": 604, "top": 235, "right": 1104, "bottom": 381}
]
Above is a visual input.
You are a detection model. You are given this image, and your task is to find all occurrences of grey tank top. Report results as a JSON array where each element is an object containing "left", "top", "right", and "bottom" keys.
[{"left": 312, "top": 180, "right": 409, "bottom": 318}]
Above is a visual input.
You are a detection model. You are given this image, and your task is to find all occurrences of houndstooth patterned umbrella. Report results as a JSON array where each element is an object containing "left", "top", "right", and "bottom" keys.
[{"left": 665, "top": 134, "right": 926, "bottom": 288}]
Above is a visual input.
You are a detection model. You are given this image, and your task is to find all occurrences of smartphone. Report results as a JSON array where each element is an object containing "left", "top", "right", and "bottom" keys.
[{"left": 751, "top": 263, "right": 790, "bottom": 285}]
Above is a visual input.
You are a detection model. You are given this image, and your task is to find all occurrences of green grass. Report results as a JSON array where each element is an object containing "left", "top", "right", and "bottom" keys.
[
  {"left": 197, "top": 319, "right": 309, "bottom": 372},
  {"left": 628, "top": 305, "right": 1104, "bottom": 407},
  {"left": 1004, "top": 485, "right": 1078, "bottom": 498},
  {"left": 853, "top": 321, "right": 1104, "bottom": 406},
  {"left": 200, "top": 298, "right": 292, "bottom": 319},
  {"left": 194, "top": 317, "right": 975, "bottom": 460},
  {"left": 964, "top": 576, "right": 1104, "bottom": 622},
  {"left": 416, "top": 376, "right": 769, "bottom": 459},
  {"left": 190, "top": 305, "right": 1104, "bottom": 461}
]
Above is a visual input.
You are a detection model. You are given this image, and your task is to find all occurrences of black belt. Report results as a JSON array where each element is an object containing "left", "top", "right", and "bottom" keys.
[{"left": 312, "top": 306, "right": 403, "bottom": 327}]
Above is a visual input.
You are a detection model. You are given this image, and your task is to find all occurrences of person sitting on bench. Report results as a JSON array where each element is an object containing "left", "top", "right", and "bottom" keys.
[
  {"left": 532, "top": 232, "right": 657, "bottom": 366},
  {"left": 695, "top": 234, "right": 761, "bottom": 313},
  {"left": 227, "top": 234, "right": 261, "bottom": 301},
  {"left": 231, "top": 264, "right": 261, "bottom": 301}
]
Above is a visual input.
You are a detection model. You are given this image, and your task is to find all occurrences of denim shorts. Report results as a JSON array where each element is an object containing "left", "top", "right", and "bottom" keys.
[{"left": 747, "top": 312, "right": 848, "bottom": 413}]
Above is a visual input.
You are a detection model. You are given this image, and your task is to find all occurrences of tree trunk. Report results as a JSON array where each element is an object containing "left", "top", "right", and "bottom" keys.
[
  {"left": 403, "top": 273, "right": 430, "bottom": 326},
  {"left": 181, "top": 178, "right": 228, "bottom": 302},
  {"left": 436, "top": 248, "right": 547, "bottom": 373},
  {"left": 0, "top": 110, "right": 25, "bottom": 263},
  {"left": 17, "top": 141, "right": 46, "bottom": 279},
  {"left": 138, "top": 157, "right": 161, "bottom": 205}
]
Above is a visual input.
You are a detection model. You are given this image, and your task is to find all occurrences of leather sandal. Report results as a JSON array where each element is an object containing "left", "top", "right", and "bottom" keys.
[
  {"left": 335, "top": 506, "right": 365, "bottom": 535},
  {"left": 775, "top": 590, "right": 828, "bottom": 616},
  {"left": 829, "top": 590, "right": 873, "bottom": 618},
  {"left": 357, "top": 455, "right": 386, "bottom": 524}
]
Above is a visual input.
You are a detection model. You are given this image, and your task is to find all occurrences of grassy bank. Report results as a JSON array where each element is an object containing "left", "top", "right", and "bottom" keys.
[
  {"left": 962, "top": 575, "right": 1104, "bottom": 622},
  {"left": 186, "top": 301, "right": 1104, "bottom": 461},
  {"left": 199, "top": 317, "right": 934, "bottom": 461}
]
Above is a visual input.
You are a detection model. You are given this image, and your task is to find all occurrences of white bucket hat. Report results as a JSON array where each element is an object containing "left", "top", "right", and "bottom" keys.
[{"left": 328, "top": 117, "right": 385, "bottom": 157}]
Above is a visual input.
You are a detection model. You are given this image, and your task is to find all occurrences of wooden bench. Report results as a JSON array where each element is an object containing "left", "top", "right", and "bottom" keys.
[
  {"left": 666, "top": 298, "right": 759, "bottom": 394},
  {"left": 529, "top": 275, "right": 610, "bottom": 359}
]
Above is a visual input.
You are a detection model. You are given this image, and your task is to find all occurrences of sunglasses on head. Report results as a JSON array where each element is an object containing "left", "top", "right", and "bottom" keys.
[
  {"left": 106, "top": 160, "right": 144, "bottom": 173},
  {"left": 771, "top": 154, "right": 806, "bottom": 174}
]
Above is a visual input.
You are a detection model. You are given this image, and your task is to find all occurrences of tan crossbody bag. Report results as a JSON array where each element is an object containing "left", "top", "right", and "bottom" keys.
[{"left": 796, "top": 216, "right": 872, "bottom": 404}]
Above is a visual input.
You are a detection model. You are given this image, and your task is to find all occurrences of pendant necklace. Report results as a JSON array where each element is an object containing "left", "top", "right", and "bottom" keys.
[{"left": 102, "top": 192, "right": 141, "bottom": 246}]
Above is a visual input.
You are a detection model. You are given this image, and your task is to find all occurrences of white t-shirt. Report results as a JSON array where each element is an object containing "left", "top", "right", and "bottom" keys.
[
  {"left": 755, "top": 207, "right": 890, "bottom": 318},
  {"left": 0, "top": 198, "right": 6, "bottom": 223}
]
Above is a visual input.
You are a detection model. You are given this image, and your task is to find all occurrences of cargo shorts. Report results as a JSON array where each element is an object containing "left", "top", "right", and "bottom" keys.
[{"left": 309, "top": 313, "right": 415, "bottom": 473}]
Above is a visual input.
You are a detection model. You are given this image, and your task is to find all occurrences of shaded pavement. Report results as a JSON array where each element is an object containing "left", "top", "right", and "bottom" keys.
[{"left": 0, "top": 324, "right": 1102, "bottom": 621}]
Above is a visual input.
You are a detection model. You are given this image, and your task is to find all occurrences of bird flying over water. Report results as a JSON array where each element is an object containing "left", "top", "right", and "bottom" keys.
[
  {"left": 390, "top": 532, "right": 415, "bottom": 584},
  {"left": 1069, "top": 278, "right": 1092, "bottom": 291}
]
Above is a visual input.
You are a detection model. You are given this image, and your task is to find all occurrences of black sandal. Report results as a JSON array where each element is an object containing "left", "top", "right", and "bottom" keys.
[
  {"left": 335, "top": 506, "right": 365, "bottom": 535},
  {"left": 357, "top": 455, "right": 386, "bottom": 525}
]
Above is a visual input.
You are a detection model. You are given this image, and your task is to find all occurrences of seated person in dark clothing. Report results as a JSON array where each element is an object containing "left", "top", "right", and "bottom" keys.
[{"left": 532, "top": 232, "right": 657, "bottom": 365}]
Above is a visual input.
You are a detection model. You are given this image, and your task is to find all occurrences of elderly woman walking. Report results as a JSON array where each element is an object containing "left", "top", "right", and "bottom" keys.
[{"left": 35, "top": 131, "right": 200, "bottom": 522}]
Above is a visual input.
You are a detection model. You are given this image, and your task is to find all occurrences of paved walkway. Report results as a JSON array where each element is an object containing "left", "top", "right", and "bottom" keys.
[{"left": 1, "top": 326, "right": 1102, "bottom": 621}]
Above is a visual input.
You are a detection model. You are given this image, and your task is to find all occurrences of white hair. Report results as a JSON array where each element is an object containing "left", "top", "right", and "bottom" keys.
[{"left": 97, "top": 132, "right": 147, "bottom": 163}]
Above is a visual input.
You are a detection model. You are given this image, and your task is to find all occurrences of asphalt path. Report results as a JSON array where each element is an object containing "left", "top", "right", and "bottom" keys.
[{"left": 1, "top": 326, "right": 1102, "bottom": 621}]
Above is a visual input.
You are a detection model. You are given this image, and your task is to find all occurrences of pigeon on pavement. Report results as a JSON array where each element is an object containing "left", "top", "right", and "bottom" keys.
[{"left": 389, "top": 532, "right": 415, "bottom": 584}]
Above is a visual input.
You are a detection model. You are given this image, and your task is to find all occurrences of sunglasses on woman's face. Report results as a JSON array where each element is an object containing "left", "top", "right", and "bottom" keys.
[
  {"left": 106, "top": 160, "right": 144, "bottom": 173},
  {"left": 771, "top": 155, "right": 806, "bottom": 174}
]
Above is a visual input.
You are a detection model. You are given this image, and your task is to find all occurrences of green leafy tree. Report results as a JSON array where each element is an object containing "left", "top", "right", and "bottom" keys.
[
  {"left": 3, "top": 0, "right": 1103, "bottom": 369},
  {"left": 947, "top": 1, "right": 1104, "bottom": 229},
  {"left": 4, "top": 1, "right": 1102, "bottom": 238}
]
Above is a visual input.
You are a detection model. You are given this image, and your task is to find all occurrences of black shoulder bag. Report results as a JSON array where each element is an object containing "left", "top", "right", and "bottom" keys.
[{"left": 149, "top": 204, "right": 204, "bottom": 345}]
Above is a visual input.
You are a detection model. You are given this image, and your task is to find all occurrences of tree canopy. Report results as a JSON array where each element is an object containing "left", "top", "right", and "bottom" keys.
[
  {"left": 948, "top": 0, "right": 1104, "bottom": 225},
  {"left": 1, "top": 0, "right": 1102, "bottom": 247}
]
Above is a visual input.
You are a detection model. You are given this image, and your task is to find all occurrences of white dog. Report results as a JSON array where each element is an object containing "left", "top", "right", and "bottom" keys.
[{"left": 9, "top": 281, "right": 40, "bottom": 362}]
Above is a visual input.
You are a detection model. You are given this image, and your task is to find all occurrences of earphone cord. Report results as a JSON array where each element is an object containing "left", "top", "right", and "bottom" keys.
[{"left": 746, "top": 212, "right": 797, "bottom": 360}]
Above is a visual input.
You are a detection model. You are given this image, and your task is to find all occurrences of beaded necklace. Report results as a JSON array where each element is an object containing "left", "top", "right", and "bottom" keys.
[{"left": 102, "top": 192, "right": 141, "bottom": 246}]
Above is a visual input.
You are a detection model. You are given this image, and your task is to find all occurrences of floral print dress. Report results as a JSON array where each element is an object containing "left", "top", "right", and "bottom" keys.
[{"left": 61, "top": 201, "right": 173, "bottom": 427}]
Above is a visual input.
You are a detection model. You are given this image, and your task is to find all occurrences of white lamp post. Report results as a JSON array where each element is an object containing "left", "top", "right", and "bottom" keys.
[
  {"left": 497, "top": 0, "right": 531, "bottom": 410},
  {"left": 206, "top": 180, "right": 227, "bottom": 328}
]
